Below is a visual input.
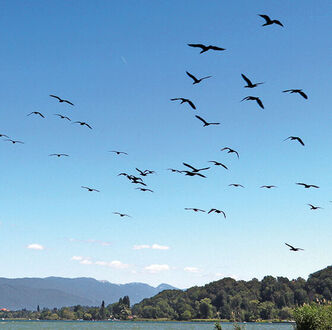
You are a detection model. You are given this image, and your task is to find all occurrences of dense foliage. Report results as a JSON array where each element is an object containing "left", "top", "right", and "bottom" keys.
[
  {"left": 132, "top": 266, "right": 332, "bottom": 321},
  {"left": 293, "top": 304, "right": 332, "bottom": 330},
  {"left": 0, "top": 296, "right": 131, "bottom": 321}
]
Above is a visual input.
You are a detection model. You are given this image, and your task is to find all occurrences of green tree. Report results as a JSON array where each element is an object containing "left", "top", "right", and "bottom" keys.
[
  {"left": 214, "top": 322, "right": 222, "bottom": 330},
  {"left": 293, "top": 304, "right": 332, "bottom": 330},
  {"left": 123, "top": 296, "right": 130, "bottom": 307},
  {"left": 99, "top": 300, "right": 106, "bottom": 320},
  {"left": 199, "top": 298, "right": 213, "bottom": 319}
]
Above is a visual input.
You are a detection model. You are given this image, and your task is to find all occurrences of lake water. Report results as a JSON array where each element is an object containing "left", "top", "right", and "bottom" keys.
[{"left": 0, "top": 320, "right": 295, "bottom": 329}]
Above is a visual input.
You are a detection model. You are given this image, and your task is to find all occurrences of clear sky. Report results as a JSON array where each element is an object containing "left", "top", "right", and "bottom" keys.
[{"left": 0, "top": 0, "right": 331, "bottom": 289}]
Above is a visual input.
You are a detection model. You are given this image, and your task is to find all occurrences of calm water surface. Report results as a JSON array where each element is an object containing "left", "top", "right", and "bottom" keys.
[{"left": 0, "top": 320, "right": 295, "bottom": 329}]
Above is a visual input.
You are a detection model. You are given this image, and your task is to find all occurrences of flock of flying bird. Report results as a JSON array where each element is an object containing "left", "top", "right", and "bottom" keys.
[
  {"left": 1, "top": 14, "right": 326, "bottom": 254},
  {"left": 170, "top": 14, "right": 323, "bottom": 253}
]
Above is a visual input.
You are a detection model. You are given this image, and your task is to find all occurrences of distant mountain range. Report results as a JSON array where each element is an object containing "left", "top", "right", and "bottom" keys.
[{"left": 0, "top": 277, "right": 177, "bottom": 310}]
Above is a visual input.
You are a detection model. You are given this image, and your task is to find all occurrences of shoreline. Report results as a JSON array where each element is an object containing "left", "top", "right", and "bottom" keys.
[{"left": 0, "top": 318, "right": 295, "bottom": 323}]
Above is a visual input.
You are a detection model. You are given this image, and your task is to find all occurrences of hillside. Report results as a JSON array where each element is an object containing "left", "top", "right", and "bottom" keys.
[
  {"left": 0, "top": 277, "right": 176, "bottom": 310},
  {"left": 132, "top": 266, "right": 332, "bottom": 321}
]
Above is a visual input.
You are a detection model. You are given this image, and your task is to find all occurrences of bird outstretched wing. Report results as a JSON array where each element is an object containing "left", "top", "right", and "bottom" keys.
[
  {"left": 241, "top": 74, "right": 252, "bottom": 86},
  {"left": 195, "top": 115, "right": 208, "bottom": 125}
]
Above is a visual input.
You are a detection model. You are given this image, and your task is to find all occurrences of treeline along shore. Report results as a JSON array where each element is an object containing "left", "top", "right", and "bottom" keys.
[{"left": 0, "top": 266, "right": 331, "bottom": 322}]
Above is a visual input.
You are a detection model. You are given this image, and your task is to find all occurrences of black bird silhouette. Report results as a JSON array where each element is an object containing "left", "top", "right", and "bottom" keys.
[
  {"left": 28, "top": 111, "right": 45, "bottom": 118},
  {"left": 195, "top": 115, "right": 220, "bottom": 127},
  {"left": 118, "top": 172, "right": 130, "bottom": 178},
  {"left": 119, "top": 173, "right": 145, "bottom": 185},
  {"left": 81, "top": 186, "right": 100, "bottom": 192},
  {"left": 136, "top": 188, "right": 154, "bottom": 192},
  {"left": 187, "top": 43, "right": 226, "bottom": 54},
  {"left": 136, "top": 168, "right": 155, "bottom": 176},
  {"left": 208, "top": 161, "right": 228, "bottom": 170},
  {"left": 110, "top": 150, "right": 128, "bottom": 155},
  {"left": 73, "top": 121, "right": 92, "bottom": 129},
  {"left": 136, "top": 168, "right": 146, "bottom": 176},
  {"left": 54, "top": 114, "right": 71, "bottom": 121},
  {"left": 183, "top": 163, "right": 210, "bottom": 173},
  {"left": 296, "top": 183, "right": 319, "bottom": 189},
  {"left": 229, "top": 183, "right": 245, "bottom": 188},
  {"left": 208, "top": 209, "right": 226, "bottom": 218},
  {"left": 4, "top": 139, "right": 24, "bottom": 144},
  {"left": 50, "top": 95, "right": 74, "bottom": 106},
  {"left": 185, "top": 208, "right": 205, "bottom": 212},
  {"left": 113, "top": 212, "right": 131, "bottom": 218},
  {"left": 49, "top": 153, "right": 69, "bottom": 157},
  {"left": 186, "top": 71, "right": 212, "bottom": 84},
  {"left": 170, "top": 98, "right": 196, "bottom": 110},
  {"left": 260, "top": 185, "right": 277, "bottom": 189},
  {"left": 0, "top": 134, "right": 9, "bottom": 138},
  {"left": 285, "top": 243, "right": 304, "bottom": 251},
  {"left": 167, "top": 168, "right": 182, "bottom": 173},
  {"left": 283, "top": 89, "right": 308, "bottom": 99},
  {"left": 128, "top": 175, "right": 143, "bottom": 182},
  {"left": 131, "top": 179, "right": 147, "bottom": 186},
  {"left": 241, "top": 74, "right": 264, "bottom": 88},
  {"left": 241, "top": 96, "right": 264, "bottom": 109},
  {"left": 284, "top": 136, "right": 305, "bottom": 146},
  {"left": 308, "top": 204, "right": 322, "bottom": 210},
  {"left": 221, "top": 147, "right": 239, "bottom": 159},
  {"left": 182, "top": 171, "right": 206, "bottom": 178},
  {"left": 259, "top": 14, "right": 283, "bottom": 27}
]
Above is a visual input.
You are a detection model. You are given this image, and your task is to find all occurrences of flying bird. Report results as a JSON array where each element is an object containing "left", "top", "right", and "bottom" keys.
[
  {"left": 229, "top": 184, "right": 245, "bottom": 188},
  {"left": 284, "top": 136, "right": 305, "bottom": 146},
  {"left": 182, "top": 171, "right": 206, "bottom": 178},
  {"left": 49, "top": 95, "right": 74, "bottom": 106},
  {"left": 208, "top": 161, "right": 228, "bottom": 170},
  {"left": 183, "top": 163, "right": 210, "bottom": 173},
  {"left": 185, "top": 208, "right": 205, "bottom": 212},
  {"left": 221, "top": 147, "right": 239, "bottom": 159},
  {"left": 119, "top": 173, "right": 145, "bottom": 185},
  {"left": 136, "top": 168, "right": 155, "bottom": 176},
  {"left": 27, "top": 111, "right": 45, "bottom": 118},
  {"left": 195, "top": 115, "right": 220, "bottom": 127},
  {"left": 73, "top": 121, "right": 92, "bottom": 129},
  {"left": 170, "top": 98, "right": 196, "bottom": 110},
  {"left": 118, "top": 172, "right": 130, "bottom": 178},
  {"left": 131, "top": 179, "right": 147, "bottom": 186},
  {"left": 208, "top": 209, "right": 226, "bottom": 218},
  {"left": 81, "top": 186, "right": 100, "bottom": 192},
  {"left": 110, "top": 151, "right": 128, "bottom": 155},
  {"left": 285, "top": 243, "right": 304, "bottom": 252},
  {"left": 241, "top": 74, "right": 264, "bottom": 88},
  {"left": 296, "top": 183, "right": 319, "bottom": 189},
  {"left": 167, "top": 168, "right": 182, "bottom": 173},
  {"left": 136, "top": 188, "right": 154, "bottom": 192},
  {"left": 259, "top": 14, "right": 284, "bottom": 27},
  {"left": 282, "top": 89, "right": 308, "bottom": 99},
  {"left": 54, "top": 114, "right": 71, "bottom": 121},
  {"left": 241, "top": 96, "right": 264, "bottom": 109},
  {"left": 187, "top": 43, "right": 226, "bottom": 54},
  {"left": 128, "top": 175, "right": 143, "bottom": 182},
  {"left": 186, "top": 71, "right": 212, "bottom": 84},
  {"left": 308, "top": 204, "right": 322, "bottom": 210},
  {"left": 260, "top": 185, "right": 277, "bottom": 189},
  {"left": 113, "top": 212, "right": 131, "bottom": 218},
  {"left": 49, "top": 153, "right": 69, "bottom": 157},
  {"left": 4, "top": 139, "right": 24, "bottom": 144}
]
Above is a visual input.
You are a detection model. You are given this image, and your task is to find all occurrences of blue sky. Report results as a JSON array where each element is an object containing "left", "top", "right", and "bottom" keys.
[{"left": 0, "top": 0, "right": 331, "bottom": 288}]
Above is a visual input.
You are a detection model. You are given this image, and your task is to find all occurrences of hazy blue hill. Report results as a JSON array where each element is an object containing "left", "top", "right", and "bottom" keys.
[
  {"left": 0, "top": 277, "right": 177, "bottom": 310},
  {"left": 0, "top": 284, "right": 93, "bottom": 310}
]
